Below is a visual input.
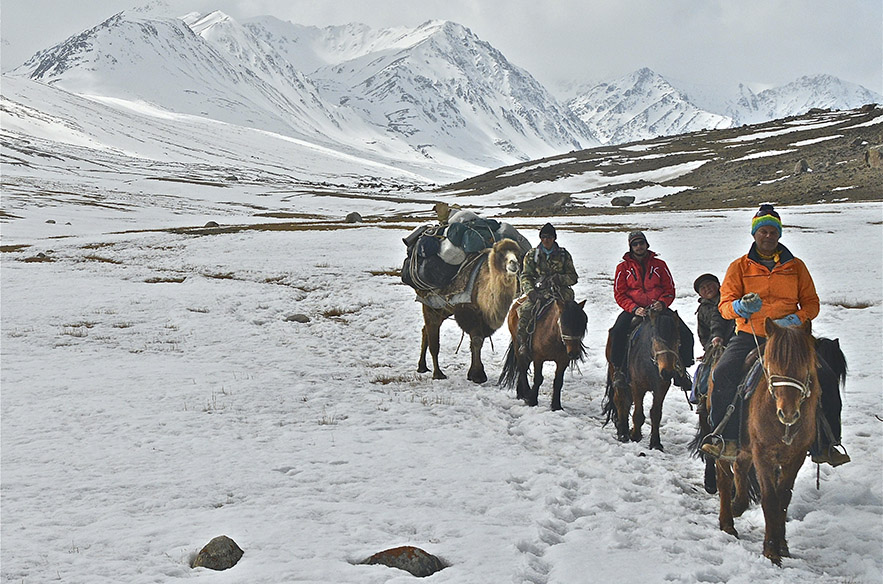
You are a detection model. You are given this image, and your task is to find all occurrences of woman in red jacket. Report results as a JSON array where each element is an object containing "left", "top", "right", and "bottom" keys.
[
  {"left": 700, "top": 205, "right": 849, "bottom": 466},
  {"left": 608, "top": 231, "right": 694, "bottom": 390}
]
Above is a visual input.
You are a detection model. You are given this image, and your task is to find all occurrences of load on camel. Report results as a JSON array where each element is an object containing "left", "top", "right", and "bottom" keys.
[{"left": 401, "top": 204, "right": 531, "bottom": 383}]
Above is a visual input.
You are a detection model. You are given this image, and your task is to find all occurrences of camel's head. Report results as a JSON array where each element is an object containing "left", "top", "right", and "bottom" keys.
[{"left": 491, "top": 238, "right": 522, "bottom": 277}]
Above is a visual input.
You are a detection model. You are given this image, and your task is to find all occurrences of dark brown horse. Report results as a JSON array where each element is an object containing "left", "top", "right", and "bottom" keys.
[
  {"left": 498, "top": 297, "right": 587, "bottom": 410},
  {"left": 603, "top": 307, "right": 683, "bottom": 451},
  {"left": 713, "top": 318, "right": 819, "bottom": 566}
]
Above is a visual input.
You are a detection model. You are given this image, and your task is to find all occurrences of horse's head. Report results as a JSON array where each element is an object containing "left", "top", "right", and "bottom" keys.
[
  {"left": 648, "top": 307, "right": 681, "bottom": 379},
  {"left": 491, "top": 238, "right": 522, "bottom": 277},
  {"left": 558, "top": 299, "right": 588, "bottom": 361},
  {"left": 763, "top": 318, "right": 816, "bottom": 431}
]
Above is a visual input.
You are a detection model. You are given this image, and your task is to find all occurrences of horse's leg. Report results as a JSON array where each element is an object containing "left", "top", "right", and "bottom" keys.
[
  {"left": 698, "top": 398, "right": 717, "bottom": 494},
  {"left": 716, "top": 461, "right": 738, "bottom": 537},
  {"left": 629, "top": 386, "right": 645, "bottom": 443},
  {"left": 527, "top": 359, "right": 542, "bottom": 407},
  {"left": 771, "top": 455, "right": 805, "bottom": 559},
  {"left": 550, "top": 360, "right": 566, "bottom": 411},
  {"left": 467, "top": 334, "right": 487, "bottom": 384},
  {"left": 612, "top": 382, "right": 632, "bottom": 442},
  {"left": 422, "top": 307, "right": 446, "bottom": 380},
  {"left": 731, "top": 457, "right": 752, "bottom": 517},
  {"left": 648, "top": 384, "right": 669, "bottom": 451},
  {"left": 417, "top": 326, "right": 430, "bottom": 373},
  {"left": 755, "top": 460, "right": 785, "bottom": 566}
]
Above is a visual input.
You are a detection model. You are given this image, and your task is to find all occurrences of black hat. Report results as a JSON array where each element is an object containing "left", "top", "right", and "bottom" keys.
[
  {"left": 539, "top": 223, "right": 557, "bottom": 239},
  {"left": 693, "top": 273, "right": 720, "bottom": 294},
  {"left": 628, "top": 230, "right": 647, "bottom": 246}
]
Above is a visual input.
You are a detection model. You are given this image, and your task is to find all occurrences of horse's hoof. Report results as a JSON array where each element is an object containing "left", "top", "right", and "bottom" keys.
[
  {"left": 551, "top": 403, "right": 563, "bottom": 412},
  {"left": 469, "top": 372, "right": 487, "bottom": 384},
  {"left": 779, "top": 541, "right": 790, "bottom": 558},
  {"left": 617, "top": 433, "right": 630, "bottom": 443},
  {"left": 432, "top": 371, "right": 447, "bottom": 380},
  {"left": 764, "top": 551, "right": 783, "bottom": 567},
  {"left": 722, "top": 526, "right": 738, "bottom": 538},
  {"left": 417, "top": 364, "right": 429, "bottom": 373},
  {"left": 630, "top": 432, "right": 643, "bottom": 443},
  {"left": 649, "top": 441, "right": 664, "bottom": 452}
]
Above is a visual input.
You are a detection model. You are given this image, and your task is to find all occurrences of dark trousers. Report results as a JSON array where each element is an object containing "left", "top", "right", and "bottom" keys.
[
  {"left": 609, "top": 311, "right": 695, "bottom": 370},
  {"left": 709, "top": 331, "right": 842, "bottom": 447}
]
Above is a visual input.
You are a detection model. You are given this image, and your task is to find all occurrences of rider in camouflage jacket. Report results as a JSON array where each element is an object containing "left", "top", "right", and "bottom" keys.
[{"left": 516, "top": 223, "right": 578, "bottom": 356}]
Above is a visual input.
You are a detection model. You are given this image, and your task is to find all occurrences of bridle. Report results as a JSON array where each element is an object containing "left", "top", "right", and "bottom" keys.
[{"left": 749, "top": 319, "right": 813, "bottom": 444}]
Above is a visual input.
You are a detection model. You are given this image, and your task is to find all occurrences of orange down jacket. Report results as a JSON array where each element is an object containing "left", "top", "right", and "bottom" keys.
[{"left": 718, "top": 243, "right": 819, "bottom": 337}]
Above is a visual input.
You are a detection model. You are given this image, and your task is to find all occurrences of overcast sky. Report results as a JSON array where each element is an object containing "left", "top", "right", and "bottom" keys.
[{"left": 2, "top": 0, "right": 881, "bottom": 95}]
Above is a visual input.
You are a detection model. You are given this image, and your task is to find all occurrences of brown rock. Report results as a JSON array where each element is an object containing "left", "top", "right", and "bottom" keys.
[
  {"left": 362, "top": 545, "right": 446, "bottom": 577},
  {"left": 192, "top": 535, "right": 243, "bottom": 571}
]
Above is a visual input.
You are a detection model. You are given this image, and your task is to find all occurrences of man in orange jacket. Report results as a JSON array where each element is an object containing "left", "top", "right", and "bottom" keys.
[{"left": 700, "top": 205, "right": 849, "bottom": 466}]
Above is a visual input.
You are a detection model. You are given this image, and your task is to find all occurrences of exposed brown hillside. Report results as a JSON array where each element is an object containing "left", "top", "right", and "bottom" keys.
[{"left": 439, "top": 105, "right": 882, "bottom": 215}]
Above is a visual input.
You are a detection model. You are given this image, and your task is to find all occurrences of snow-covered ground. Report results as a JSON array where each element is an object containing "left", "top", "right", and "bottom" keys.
[{"left": 2, "top": 201, "right": 881, "bottom": 583}]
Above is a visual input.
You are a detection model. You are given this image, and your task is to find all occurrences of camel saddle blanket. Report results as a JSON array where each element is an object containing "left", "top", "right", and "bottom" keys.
[{"left": 415, "top": 252, "right": 486, "bottom": 310}]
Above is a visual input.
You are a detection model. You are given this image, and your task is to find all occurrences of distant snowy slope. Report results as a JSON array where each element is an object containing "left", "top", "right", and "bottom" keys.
[
  {"left": 567, "top": 68, "right": 731, "bottom": 145},
  {"left": 569, "top": 69, "right": 883, "bottom": 144},
  {"left": 245, "top": 18, "right": 600, "bottom": 166},
  {"left": 12, "top": 10, "right": 356, "bottom": 146},
  {"left": 734, "top": 74, "right": 883, "bottom": 124}
]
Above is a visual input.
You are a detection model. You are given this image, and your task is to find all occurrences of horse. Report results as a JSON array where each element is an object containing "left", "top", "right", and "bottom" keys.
[
  {"left": 603, "top": 306, "right": 683, "bottom": 451},
  {"left": 498, "top": 295, "right": 588, "bottom": 410},
  {"left": 712, "top": 318, "right": 821, "bottom": 566},
  {"left": 417, "top": 238, "right": 522, "bottom": 383},
  {"left": 690, "top": 342, "right": 726, "bottom": 494}
]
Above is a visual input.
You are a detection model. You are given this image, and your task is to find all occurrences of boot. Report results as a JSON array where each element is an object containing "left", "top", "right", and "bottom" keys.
[
  {"left": 674, "top": 368, "right": 692, "bottom": 391},
  {"left": 811, "top": 445, "right": 851, "bottom": 467},
  {"left": 699, "top": 434, "right": 739, "bottom": 461}
]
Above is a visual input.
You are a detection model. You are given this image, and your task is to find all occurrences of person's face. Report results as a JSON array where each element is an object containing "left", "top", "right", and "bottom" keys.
[
  {"left": 540, "top": 235, "right": 555, "bottom": 250},
  {"left": 753, "top": 225, "right": 780, "bottom": 254},
  {"left": 630, "top": 238, "right": 648, "bottom": 258},
  {"left": 698, "top": 280, "right": 719, "bottom": 300}
]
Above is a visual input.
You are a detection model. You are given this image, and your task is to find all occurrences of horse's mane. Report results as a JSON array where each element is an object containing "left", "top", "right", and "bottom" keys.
[
  {"left": 652, "top": 308, "right": 679, "bottom": 342},
  {"left": 560, "top": 300, "right": 588, "bottom": 337},
  {"left": 561, "top": 299, "right": 588, "bottom": 363},
  {"left": 764, "top": 323, "right": 816, "bottom": 373}
]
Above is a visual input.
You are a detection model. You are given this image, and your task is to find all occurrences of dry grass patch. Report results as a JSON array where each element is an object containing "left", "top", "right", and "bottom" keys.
[
  {"left": 371, "top": 373, "right": 420, "bottom": 385},
  {"left": 369, "top": 268, "right": 401, "bottom": 277},
  {"left": 1, "top": 244, "right": 31, "bottom": 253},
  {"left": 83, "top": 254, "right": 122, "bottom": 264},
  {"left": 145, "top": 276, "right": 187, "bottom": 283}
]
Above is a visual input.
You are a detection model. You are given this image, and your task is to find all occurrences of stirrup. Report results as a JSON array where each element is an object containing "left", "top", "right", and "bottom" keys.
[{"left": 699, "top": 434, "right": 738, "bottom": 461}]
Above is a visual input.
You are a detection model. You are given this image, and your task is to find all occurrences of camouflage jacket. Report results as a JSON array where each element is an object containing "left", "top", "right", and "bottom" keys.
[{"left": 521, "top": 244, "right": 577, "bottom": 302}]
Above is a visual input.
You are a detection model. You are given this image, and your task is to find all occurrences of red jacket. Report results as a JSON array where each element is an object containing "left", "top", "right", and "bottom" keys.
[{"left": 614, "top": 251, "right": 676, "bottom": 313}]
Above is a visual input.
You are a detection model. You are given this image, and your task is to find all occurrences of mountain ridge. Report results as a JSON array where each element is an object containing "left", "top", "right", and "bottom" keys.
[{"left": 7, "top": 9, "right": 882, "bottom": 177}]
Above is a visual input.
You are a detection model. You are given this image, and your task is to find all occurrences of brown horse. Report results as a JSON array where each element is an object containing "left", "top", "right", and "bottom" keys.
[
  {"left": 713, "top": 318, "right": 819, "bottom": 566},
  {"left": 603, "top": 307, "right": 683, "bottom": 451},
  {"left": 498, "top": 296, "right": 587, "bottom": 410},
  {"left": 417, "top": 238, "right": 522, "bottom": 383}
]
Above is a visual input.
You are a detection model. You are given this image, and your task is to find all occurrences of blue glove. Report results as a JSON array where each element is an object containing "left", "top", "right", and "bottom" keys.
[
  {"left": 732, "top": 293, "right": 762, "bottom": 319},
  {"left": 773, "top": 314, "right": 801, "bottom": 327}
]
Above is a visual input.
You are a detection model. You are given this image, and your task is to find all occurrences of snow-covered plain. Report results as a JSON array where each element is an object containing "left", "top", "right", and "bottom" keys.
[{"left": 2, "top": 196, "right": 881, "bottom": 583}]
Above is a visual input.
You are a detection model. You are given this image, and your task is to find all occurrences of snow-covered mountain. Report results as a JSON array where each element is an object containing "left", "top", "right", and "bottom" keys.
[
  {"left": 729, "top": 74, "right": 883, "bottom": 125},
  {"left": 569, "top": 68, "right": 883, "bottom": 144},
  {"left": 242, "top": 17, "right": 598, "bottom": 167},
  {"left": 10, "top": 10, "right": 596, "bottom": 174},
  {"left": 7, "top": 7, "right": 881, "bottom": 167},
  {"left": 567, "top": 68, "right": 731, "bottom": 145}
]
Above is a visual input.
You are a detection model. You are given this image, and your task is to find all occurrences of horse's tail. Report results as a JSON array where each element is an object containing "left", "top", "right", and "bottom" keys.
[
  {"left": 498, "top": 341, "right": 518, "bottom": 389},
  {"left": 601, "top": 370, "right": 616, "bottom": 426},
  {"left": 816, "top": 337, "right": 847, "bottom": 387}
]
